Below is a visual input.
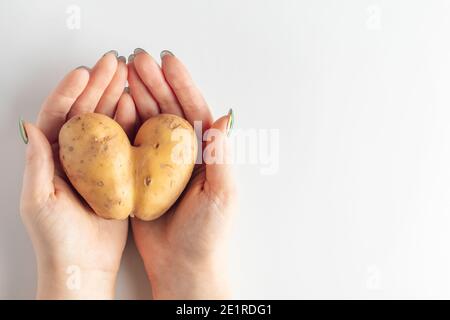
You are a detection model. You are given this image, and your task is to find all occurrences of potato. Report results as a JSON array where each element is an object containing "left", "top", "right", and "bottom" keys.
[{"left": 59, "top": 113, "right": 197, "bottom": 221}]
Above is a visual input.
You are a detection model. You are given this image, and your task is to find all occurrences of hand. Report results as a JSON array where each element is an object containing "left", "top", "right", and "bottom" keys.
[
  {"left": 128, "top": 49, "right": 237, "bottom": 299},
  {"left": 20, "top": 51, "right": 138, "bottom": 299}
]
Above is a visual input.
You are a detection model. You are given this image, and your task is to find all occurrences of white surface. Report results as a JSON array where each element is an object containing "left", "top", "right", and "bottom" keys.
[{"left": 2, "top": 0, "right": 450, "bottom": 299}]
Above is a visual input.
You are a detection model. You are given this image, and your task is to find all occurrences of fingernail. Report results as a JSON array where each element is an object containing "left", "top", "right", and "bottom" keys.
[
  {"left": 118, "top": 56, "right": 126, "bottom": 63},
  {"left": 128, "top": 54, "right": 135, "bottom": 62},
  {"left": 19, "top": 118, "right": 28, "bottom": 144},
  {"left": 103, "top": 49, "right": 119, "bottom": 57},
  {"left": 226, "top": 108, "right": 234, "bottom": 137},
  {"left": 75, "top": 65, "right": 90, "bottom": 71},
  {"left": 134, "top": 48, "right": 146, "bottom": 55},
  {"left": 160, "top": 50, "right": 174, "bottom": 59}
]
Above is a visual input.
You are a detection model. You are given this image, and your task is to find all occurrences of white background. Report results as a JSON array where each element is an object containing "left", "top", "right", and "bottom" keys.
[{"left": 2, "top": 0, "right": 450, "bottom": 299}]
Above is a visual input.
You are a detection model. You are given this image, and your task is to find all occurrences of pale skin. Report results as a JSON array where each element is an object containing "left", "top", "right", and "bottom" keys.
[{"left": 20, "top": 49, "right": 236, "bottom": 299}]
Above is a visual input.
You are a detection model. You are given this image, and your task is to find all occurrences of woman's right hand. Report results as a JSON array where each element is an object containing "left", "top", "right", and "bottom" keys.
[{"left": 20, "top": 50, "right": 137, "bottom": 299}]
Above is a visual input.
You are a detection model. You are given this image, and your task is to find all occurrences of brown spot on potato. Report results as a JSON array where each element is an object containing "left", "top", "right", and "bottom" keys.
[
  {"left": 170, "top": 123, "right": 181, "bottom": 130},
  {"left": 97, "top": 181, "right": 104, "bottom": 187},
  {"left": 153, "top": 143, "right": 160, "bottom": 149},
  {"left": 144, "top": 176, "right": 152, "bottom": 186},
  {"left": 68, "top": 146, "right": 74, "bottom": 152},
  {"left": 160, "top": 163, "right": 174, "bottom": 169}
]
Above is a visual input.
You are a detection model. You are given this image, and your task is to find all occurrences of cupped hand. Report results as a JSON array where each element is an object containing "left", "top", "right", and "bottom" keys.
[
  {"left": 128, "top": 49, "right": 237, "bottom": 299},
  {"left": 20, "top": 51, "right": 138, "bottom": 299}
]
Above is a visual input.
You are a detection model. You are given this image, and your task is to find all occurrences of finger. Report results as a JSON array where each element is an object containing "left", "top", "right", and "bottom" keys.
[
  {"left": 160, "top": 50, "right": 213, "bottom": 131},
  {"left": 68, "top": 50, "right": 119, "bottom": 118},
  {"left": 127, "top": 55, "right": 159, "bottom": 121},
  {"left": 204, "top": 110, "right": 234, "bottom": 196},
  {"left": 21, "top": 122, "right": 55, "bottom": 209},
  {"left": 95, "top": 56, "right": 128, "bottom": 117},
  {"left": 114, "top": 91, "right": 138, "bottom": 139},
  {"left": 37, "top": 67, "right": 90, "bottom": 143},
  {"left": 133, "top": 49, "right": 184, "bottom": 117}
]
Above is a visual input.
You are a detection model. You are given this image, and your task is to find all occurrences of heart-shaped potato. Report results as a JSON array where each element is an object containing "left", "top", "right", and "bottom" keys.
[{"left": 59, "top": 113, "right": 197, "bottom": 221}]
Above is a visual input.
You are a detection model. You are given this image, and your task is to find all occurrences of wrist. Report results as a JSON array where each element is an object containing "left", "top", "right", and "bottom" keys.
[
  {"left": 36, "top": 262, "right": 118, "bottom": 300},
  {"left": 148, "top": 259, "right": 231, "bottom": 300}
]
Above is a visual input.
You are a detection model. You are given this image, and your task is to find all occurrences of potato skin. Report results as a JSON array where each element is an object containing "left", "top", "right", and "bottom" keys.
[
  {"left": 133, "top": 114, "right": 198, "bottom": 221},
  {"left": 59, "top": 113, "right": 134, "bottom": 220},
  {"left": 58, "top": 113, "right": 197, "bottom": 221}
]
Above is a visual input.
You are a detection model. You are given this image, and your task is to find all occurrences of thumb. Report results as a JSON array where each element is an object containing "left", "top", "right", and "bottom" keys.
[
  {"left": 20, "top": 121, "right": 55, "bottom": 208},
  {"left": 204, "top": 109, "right": 235, "bottom": 194}
]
